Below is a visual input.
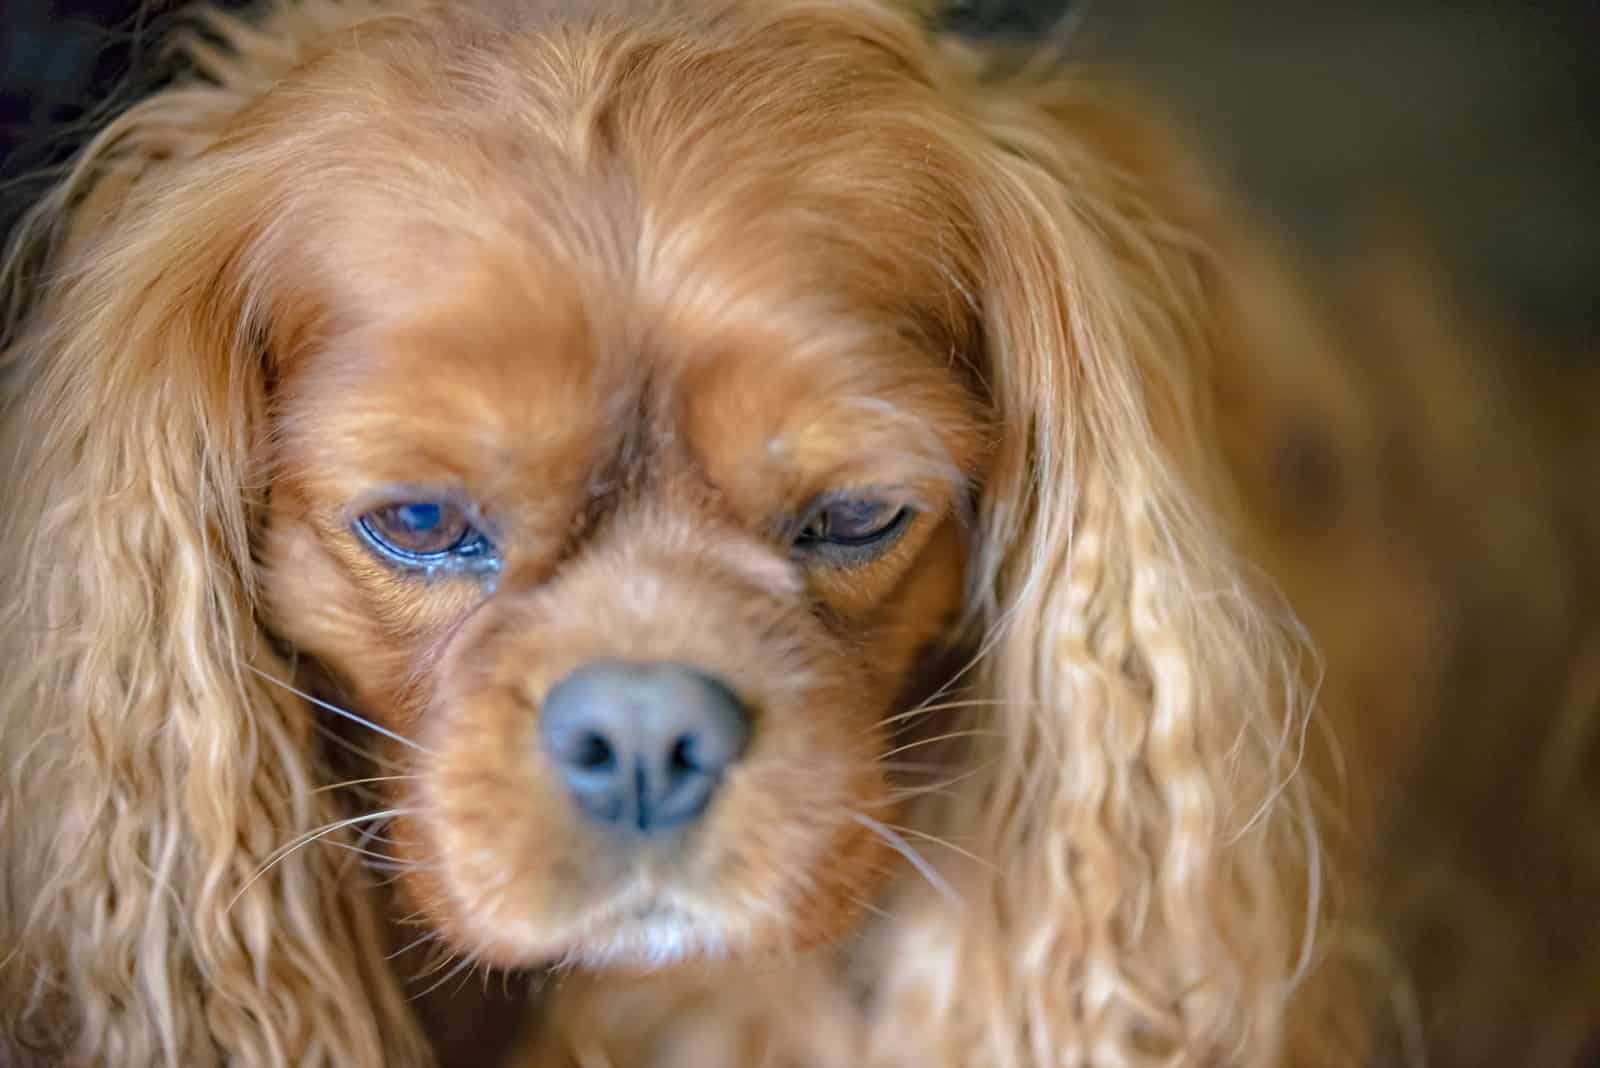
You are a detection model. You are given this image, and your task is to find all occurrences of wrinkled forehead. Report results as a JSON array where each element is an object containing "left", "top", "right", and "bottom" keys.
[
  {"left": 254, "top": 0, "right": 985, "bottom": 319},
  {"left": 264, "top": 13, "right": 988, "bottom": 515},
  {"left": 278, "top": 228, "right": 983, "bottom": 533}
]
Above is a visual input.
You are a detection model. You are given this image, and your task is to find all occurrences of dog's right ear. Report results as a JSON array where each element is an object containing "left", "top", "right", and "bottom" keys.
[
  {"left": 0, "top": 5, "right": 433, "bottom": 1064},
  {"left": 848, "top": 38, "right": 1375, "bottom": 1065}
]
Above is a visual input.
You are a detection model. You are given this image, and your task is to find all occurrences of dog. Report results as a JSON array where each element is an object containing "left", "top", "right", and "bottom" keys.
[{"left": 3, "top": 1, "right": 1595, "bottom": 1065}]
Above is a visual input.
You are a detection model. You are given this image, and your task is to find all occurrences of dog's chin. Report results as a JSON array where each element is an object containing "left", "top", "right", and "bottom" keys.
[
  {"left": 544, "top": 901, "right": 752, "bottom": 971},
  {"left": 428, "top": 879, "right": 795, "bottom": 972}
]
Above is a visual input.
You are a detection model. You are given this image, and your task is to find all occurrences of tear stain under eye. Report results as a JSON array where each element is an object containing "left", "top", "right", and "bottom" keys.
[{"left": 399, "top": 551, "right": 502, "bottom": 589}]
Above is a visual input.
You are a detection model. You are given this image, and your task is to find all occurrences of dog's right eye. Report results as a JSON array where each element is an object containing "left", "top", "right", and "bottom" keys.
[
  {"left": 791, "top": 495, "right": 913, "bottom": 564},
  {"left": 797, "top": 498, "right": 905, "bottom": 547},
  {"left": 356, "top": 502, "right": 489, "bottom": 564}
]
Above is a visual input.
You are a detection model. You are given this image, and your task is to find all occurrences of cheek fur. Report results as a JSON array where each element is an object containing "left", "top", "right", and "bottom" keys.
[{"left": 260, "top": 499, "right": 488, "bottom": 732}]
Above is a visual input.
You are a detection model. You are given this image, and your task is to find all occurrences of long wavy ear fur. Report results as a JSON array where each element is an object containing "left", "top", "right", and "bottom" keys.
[
  {"left": 0, "top": 4, "right": 427, "bottom": 1065},
  {"left": 860, "top": 46, "right": 1360, "bottom": 1067}
]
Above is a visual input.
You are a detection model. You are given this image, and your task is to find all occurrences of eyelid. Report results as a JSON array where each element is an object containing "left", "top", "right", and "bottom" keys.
[
  {"left": 787, "top": 490, "right": 918, "bottom": 563},
  {"left": 337, "top": 486, "right": 496, "bottom": 538},
  {"left": 801, "top": 499, "right": 900, "bottom": 540},
  {"left": 793, "top": 488, "right": 917, "bottom": 527}
]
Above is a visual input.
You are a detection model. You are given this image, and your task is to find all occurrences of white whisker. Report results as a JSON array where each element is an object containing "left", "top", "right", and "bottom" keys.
[
  {"left": 314, "top": 721, "right": 411, "bottom": 773},
  {"left": 322, "top": 840, "right": 415, "bottom": 868},
  {"left": 873, "top": 696, "right": 1022, "bottom": 731},
  {"left": 842, "top": 891, "right": 895, "bottom": 922},
  {"left": 228, "top": 808, "right": 412, "bottom": 912},
  {"left": 412, "top": 954, "right": 477, "bottom": 1001},
  {"left": 245, "top": 664, "right": 434, "bottom": 756},
  {"left": 850, "top": 811, "right": 962, "bottom": 911},
  {"left": 387, "top": 930, "right": 438, "bottom": 962},
  {"left": 411, "top": 942, "right": 460, "bottom": 982},
  {"left": 314, "top": 774, "right": 419, "bottom": 794},
  {"left": 878, "top": 728, "right": 1000, "bottom": 762},
  {"left": 878, "top": 758, "right": 996, "bottom": 802},
  {"left": 877, "top": 821, "right": 998, "bottom": 873}
]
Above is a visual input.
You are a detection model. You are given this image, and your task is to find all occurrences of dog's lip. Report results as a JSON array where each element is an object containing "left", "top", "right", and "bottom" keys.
[
  {"left": 617, "top": 898, "right": 695, "bottom": 925},
  {"left": 531, "top": 890, "right": 737, "bottom": 968},
  {"left": 430, "top": 866, "right": 726, "bottom": 968},
  {"left": 544, "top": 863, "right": 712, "bottom": 933},
  {"left": 584, "top": 868, "right": 706, "bottom": 923}
]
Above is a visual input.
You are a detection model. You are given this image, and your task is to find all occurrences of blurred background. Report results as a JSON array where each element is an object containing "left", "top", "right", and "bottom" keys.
[
  {"left": 3, "top": 2, "right": 1597, "bottom": 1066},
  {"left": 7, "top": 0, "right": 1599, "bottom": 350}
]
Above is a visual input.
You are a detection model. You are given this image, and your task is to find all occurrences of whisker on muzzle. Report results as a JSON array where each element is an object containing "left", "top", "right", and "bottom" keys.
[
  {"left": 410, "top": 953, "right": 480, "bottom": 1002},
  {"left": 314, "top": 773, "right": 421, "bottom": 794},
  {"left": 849, "top": 811, "right": 962, "bottom": 911},
  {"left": 245, "top": 663, "right": 435, "bottom": 757},
  {"left": 228, "top": 807, "right": 416, "bottom": 912},
  {"left": 386, "top": 929, "right": 439, "bottom": 962},
  {"left": 871, "top": 695, "right": 1025, "bottom": 732},
  {"left": 874, "top": 757, "right": 997, "bottom": 803},
  {"left": 877, "top": 728, "right": 1001, "bottom": 762}
]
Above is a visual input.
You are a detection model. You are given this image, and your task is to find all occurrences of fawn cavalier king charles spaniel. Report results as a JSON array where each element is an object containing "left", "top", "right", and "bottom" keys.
[{"left": 4, "top": 0, "right": 1597, "bottom": 1066}]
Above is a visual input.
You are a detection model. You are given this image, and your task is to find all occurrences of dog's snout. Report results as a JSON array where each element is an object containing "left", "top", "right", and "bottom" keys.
[{"left": 539, "top": 660, "right": 751, "bottom": 832}]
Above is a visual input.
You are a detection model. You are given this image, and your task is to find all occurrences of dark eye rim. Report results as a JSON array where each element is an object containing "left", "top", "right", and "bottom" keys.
[
  {"left": 353, "top": 505, "right": 494, "bottom": 568},
  {"left": 791, "top": 495, "right": 915, "bottom": 560}
]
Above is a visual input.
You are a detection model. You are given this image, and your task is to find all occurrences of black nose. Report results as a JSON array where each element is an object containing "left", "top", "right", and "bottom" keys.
[{"left": 538, "top": 660, "right": 752, "bottom": 832}]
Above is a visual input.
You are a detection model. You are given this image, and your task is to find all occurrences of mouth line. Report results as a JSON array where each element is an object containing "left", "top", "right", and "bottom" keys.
[
  {"left": 552, "top": 894, "right": 735, "bottom": 969},
  {"left": 581, "top": 874, "right": 704, "bottom": 927}
]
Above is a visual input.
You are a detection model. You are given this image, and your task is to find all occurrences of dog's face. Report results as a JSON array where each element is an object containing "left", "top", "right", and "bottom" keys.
[{"left": 259, "top": 9, "right": 991, "bottom": 969}]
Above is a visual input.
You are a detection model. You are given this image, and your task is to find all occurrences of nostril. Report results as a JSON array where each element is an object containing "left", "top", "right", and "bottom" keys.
[
  {"left": 668, "top": 734, "right": 698, "bottom": 775},
  {"left": 574, "top": 731, "right": 616, "bottom": 772}
]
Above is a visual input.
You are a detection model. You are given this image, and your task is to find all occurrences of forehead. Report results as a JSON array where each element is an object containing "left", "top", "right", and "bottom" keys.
[
  {"left": 264, "top": 0, "right": 982, "bottom": 311},
  {"left": 281, "top": 238, "right": 980, "bottom": 528},
  {"left": 270, "top": 8, "right": 985, "bottom": 511}
]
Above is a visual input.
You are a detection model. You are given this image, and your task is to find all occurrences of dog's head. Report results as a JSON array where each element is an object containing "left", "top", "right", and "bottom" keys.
[
  {"left": 253, "top": 2, "right": 997, "bottom": 969},
  {"left": 3, "top": 0, "right": 1325, "bottom": 1060}
]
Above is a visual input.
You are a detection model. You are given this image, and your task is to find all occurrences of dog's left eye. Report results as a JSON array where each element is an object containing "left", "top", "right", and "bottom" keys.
[
  {"left": 356, "top": 502, "right": 489, "bottom": 563},
  {"left": 795, "top": 497, "right": 910, "bottom": 551}
]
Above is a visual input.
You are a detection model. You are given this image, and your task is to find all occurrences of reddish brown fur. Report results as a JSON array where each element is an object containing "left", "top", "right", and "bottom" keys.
[{"left": 257, "top": 4, "right": 990, "bottom": 977}]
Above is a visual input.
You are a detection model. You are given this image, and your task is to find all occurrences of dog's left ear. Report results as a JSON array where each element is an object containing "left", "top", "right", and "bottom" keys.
[
  {"left": 868, "top": 61, "right": 1359, "bottom": 1065},
  {"left": 0, "top": 7, "right": 429, "bottom": 1062}
]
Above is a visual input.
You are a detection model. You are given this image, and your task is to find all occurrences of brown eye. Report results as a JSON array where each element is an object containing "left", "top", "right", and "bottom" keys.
[
  {"left": 795, "top": 497, "right": 909, "bottom": 550},
  {"left": 357, "top": 501, "right": 474, "bottom": 559}
]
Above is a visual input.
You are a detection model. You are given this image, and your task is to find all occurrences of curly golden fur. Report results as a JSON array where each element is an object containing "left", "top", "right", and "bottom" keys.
[{"left": 3, "top": 1, "right": 1592, "bottom": 1066}]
